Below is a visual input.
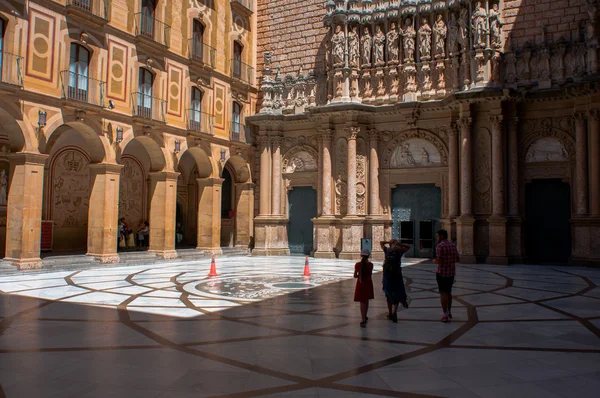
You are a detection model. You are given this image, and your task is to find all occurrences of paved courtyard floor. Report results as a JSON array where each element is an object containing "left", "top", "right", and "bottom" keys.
[{"left": 0, "top": 256, "right": 599, "bottom": 398}]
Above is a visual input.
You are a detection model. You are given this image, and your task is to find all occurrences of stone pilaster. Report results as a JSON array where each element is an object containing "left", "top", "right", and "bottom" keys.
[
  {"left": 271, "top": 136, "right": 283, "bottom": 216},
  {"left": 456, "top": 116, "right": 476, "bottom": 263},
  {"left": 235, "top": 182, "right": 255, "bottom": 248},
  {"left": 339, "top": 127, "right": 362, "bottom": 260},
  {"left": 197, "top": 177, "right": 224, "bottom": 254},
  {"left": 4, "top": 153, "right": 47, "bottom": 270},
  {"left": 314, "top": 129, "right": 336, "bottom": 259},
  {"left": 86, "top": 163, "right": 123, "bottom": 264},
  {"left": 345, "top": 127, "right": 358, "bottom": 216},
  {"left": 258, "top": 136, "right": 271, "bottom": 216},
  {"left": 366, "top": 129, "right": 385, "bottom": 260},
  {"left": 148, "top": 171, "right": 179, "bottom": 259},
  {"left": 506, "top": 115, "right": 523, "bottom": 261},
  {"left": 444, "top": 124, "right": 459, "bottom": 242},
  {"left": 572, "top": 112, "right": 592, "bottom": 264},
  {"left": 487, "top": 115, "right": 508, "bottom": 265},
  {"left": 589, "top": 110, "right": 600, "bottom": 216}
]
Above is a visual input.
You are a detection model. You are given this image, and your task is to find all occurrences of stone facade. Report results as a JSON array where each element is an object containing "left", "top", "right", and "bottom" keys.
[
  {"left": 0, "top": 0, "right": 257, "bottom": 269},
  {"left": 249, "top": 0, "right": 600, "bottom": 266}
]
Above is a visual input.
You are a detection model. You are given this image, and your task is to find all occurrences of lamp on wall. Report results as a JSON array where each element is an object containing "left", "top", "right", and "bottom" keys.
[
  {"left": 115, "top": 127, "right": 123, "bottom": 143},
  {"left": 220, "top": 149, "right": 226, "bottom": 163},
  {"left": 174, "top": 140, "right": 181, "bottom": 154},
  {"left": 38, "top": 110, "right": 47, "bottom": 128}
]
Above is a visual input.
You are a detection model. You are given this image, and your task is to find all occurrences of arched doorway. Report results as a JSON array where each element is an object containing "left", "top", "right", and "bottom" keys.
[
  {"left": 221, "top": 165, "right": 234, "bottom": 247},
  {"left": 220, "top": 156, "right": 253, "bottom": 249}
]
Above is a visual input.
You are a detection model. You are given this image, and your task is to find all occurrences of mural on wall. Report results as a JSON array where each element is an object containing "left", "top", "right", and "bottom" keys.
[
  {"left": 119, "top": 157, "right": 145, "bottom": 226},
  {"left": 26, "top": 8, "right": 56, "bottom": 82},
  {"left": 51, "top": 150, "right": 90, "bottom": 227},
  {"left": 107, "top": 40, "right": 129, "bottom": 102},
  {"left": 390, "top": 138, "right": 441, "bottom": 168},
  {"left": 525, "top": 137, "right": 569, "bottom": 163}
]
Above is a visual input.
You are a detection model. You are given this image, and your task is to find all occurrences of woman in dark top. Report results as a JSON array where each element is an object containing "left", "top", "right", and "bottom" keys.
[
  {"left": 380, "top": 239, "right": 410, "bottom": 323},
  {"left": 354, "top": 249, "right": 375, "bottom": 328}
]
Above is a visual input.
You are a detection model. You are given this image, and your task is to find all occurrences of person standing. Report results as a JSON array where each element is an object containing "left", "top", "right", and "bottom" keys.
[
  {"left": 433, "top": 229, "right": 459, "bottom": 323},
  {"left": 354, "top": 249, "right": 374, "bottom": 328},
  {"left": 176, "top": 223, "right": 184, "bottom": 246},
  {"left": 380, "top": 239, "right": 410, "bottom": 323}
]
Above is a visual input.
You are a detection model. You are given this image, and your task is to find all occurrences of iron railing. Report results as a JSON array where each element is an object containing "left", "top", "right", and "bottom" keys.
[
  {"left": 231, "top": 0, "right": 253, "bottom": 13},
  {"left": 188, "top": 40, "right": 216, "bottom": 68},
  {"left": 186, "top": 109, "right": 214, "bottom": 135},
  {"left": 66, "top": 0, "right": 110, "bottom": 21},
  {"left": 131, "top": 92, "right": 166, "bottom": 123},
  {"left": 134, "top": 13, "right": 171, "bottom": 47},
  {"left": 60, "top": 71, "right": 105, "bottom": 107},
  {"left": 230, "top": 122, "right": 252, "bottom": 144},
  {"left": 0, "top": 52, "right": 23, "bottom": 87},
  {"left": 230, "top": 59, "right": 254, "bottom": 85}
]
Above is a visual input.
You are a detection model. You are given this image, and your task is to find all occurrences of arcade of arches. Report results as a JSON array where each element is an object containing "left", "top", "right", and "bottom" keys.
[{"left": 0, "top": 103, "right": 254, "bottom": 270}]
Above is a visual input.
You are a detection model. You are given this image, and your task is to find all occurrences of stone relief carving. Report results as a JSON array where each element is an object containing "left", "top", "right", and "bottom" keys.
[
  {"left": 471, "top": 1, "right": 487, "bottom": 48},
  {"left": 489, "top": 3, "right": 503, "bottom": 49},
  {"left": 458, "top": 6, "right": 470, "bottom": 50},
  {"left": 332, "top": 25, "right": 346, "bottom": 67},
  {"left": 119, "top": 157, "right": 145, "bottom": 226},
  {"left": 434, "top": 14, "right": 447, "bottom": 59},
  {"left": 387, "top": 22, "right": 400, "bottom": 64},
  {"left": 348, "top": 25, "right": 360, "bottom": 68},
  {"left": 356, "top": 138, "right": 367, "bottom": 215},
  {"left": 403, "top": 18, "right": 416, "bottom": 62},
  {"left": 447, "top": 12, "right": 459, "bottom": 56},
  {"left": 52, "top": 150, "right": 90, "bottom": 228},
  {"left": 335, "top": 176, "right": 347, "bottom": 215},
  {"left": 374, "top": 25, "right": 386, "bottom": 65},
  {"left": 390, "top": 139, "right": 441, "bottom": 168},
  {"left": 474, "top": 128, "right": 491, "bottom": 215},
  {"left": 282, "top": 145, "right": 318, "bottom": 173},
  {"left": 361, "top": 26, "right": 372, "bottom": 66},
  {"left": 419, "top": 17, "right": 433, "bottom": 60},
  {"left": 525, "top": 137, "right": 569, "bottom": 163}
]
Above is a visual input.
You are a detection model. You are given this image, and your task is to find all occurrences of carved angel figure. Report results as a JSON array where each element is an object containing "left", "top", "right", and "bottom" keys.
[
  {"left": 403, "top": 18, "right": 416, "bottom": 62},
  {"left": 387, "top": 22, "right": 400, "bottom": 63},
  {"left": 374, "top": 25, "right": 386, "bottom": 65},
  {"left": 489, "top": 3, "right": 503, "bottom": 48},
  {"left": 348, "top": 25, "right": 360, "bottom": 68},
  {"left": 471, "top": 1, "right": 487, "bottom": 48},
  {"left": 332, "top": 25, "right": 346, "bottom": 67},
  {"left": 361, "top": 26, "right": 373, "bottom": 66},
  {"left": 433, "top": 14, "right": 447, "bottom": 58},
  {"left": 418, "top": 17, "right": 432, "bottom": 60}
]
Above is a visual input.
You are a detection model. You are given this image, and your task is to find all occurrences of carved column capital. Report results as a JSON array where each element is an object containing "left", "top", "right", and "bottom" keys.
[
  {"left": 257, "top": 136, "right": 270, "bottom": 147},
  {"left": 458, "top": 117, "right": 472, "bottom": 131},
  {"left": 589, "top": 109, "right": 600, "bottom": 121},
  {"left": 271, "top": 136, "right": 283, "bottom": 148},
  {"left": 344, "top": 126, "right": 360, "bottom": 140},
  {"left": 319, "top": 129, "right": 334, "bottom": 141},
  {"left": 489, "top": 115, "right": 504, "bottom": 131},
  {"left": 449, "top": 123, "right": 460, "bottom": 137},
  {"left": 368, "top": 128, "right": 380, "bottom": 142},
  {"left": 574, "top": 111, "right": 588, "bottom": 122}
]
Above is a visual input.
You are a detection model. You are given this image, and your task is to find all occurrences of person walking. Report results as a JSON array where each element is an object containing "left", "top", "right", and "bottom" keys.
[
  {"left": 354, "top": 248, "right": 374, "bottom": 327},
  {"left": 433, "top": 229, "right": 459, "bottom": 323},
  {"left": 380, "top": 239, "right": 410, "bottom": 323}
]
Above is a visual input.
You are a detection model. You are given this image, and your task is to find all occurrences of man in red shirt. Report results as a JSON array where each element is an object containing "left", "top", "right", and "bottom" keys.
[{"left": 433, "top": 229, "right": 459, "bottom": 323}]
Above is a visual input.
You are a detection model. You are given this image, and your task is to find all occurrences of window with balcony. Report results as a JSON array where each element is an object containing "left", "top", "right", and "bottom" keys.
[
  {"left": 192, "top": 20, "right": 204, "bottom": 61},
  {"left": 233, "top": 41, "right": 242, "bottom": 79},
  {"left": 68, "top": 43, "right": 90, "bottom": 102},
  {"left": 141, "top": 0, "right": 156, "bottom": 38},
  {"left": 138, "top": 67, "right": 153, "bottom": 119},
  {"left": 189, "top": 87, "right": 203, "bottom": 131},
  {"left": 232, "top": 101, "right": 242, "bottom": 141}
]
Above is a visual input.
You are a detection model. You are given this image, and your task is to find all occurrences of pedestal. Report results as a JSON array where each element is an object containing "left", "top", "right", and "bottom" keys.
[
  {"left": 456, "top": 216, "right": 476, "bottom": 264},
  {"left": 487, "top": 215, "right": 508, "bottom": 265},
  {"left": 570, "top": 216, "right": 600, "bottom": 267},
  {"left": 252, "top": 216, "right": 290, "bottom": 256},
  {"left": 338, "top": 216, "right": 363, "bottom": 260},
  {"left": 312, "top": 216, "right": 336, "bottom": 259},
  {"left": 507, "top": 216, "right": 524, "bottom": 263}
]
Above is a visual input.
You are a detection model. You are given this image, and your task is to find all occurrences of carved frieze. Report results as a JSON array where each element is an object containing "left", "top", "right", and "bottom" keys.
[{"left": 382, "top": 129, "right": 448, "bottom": 168}]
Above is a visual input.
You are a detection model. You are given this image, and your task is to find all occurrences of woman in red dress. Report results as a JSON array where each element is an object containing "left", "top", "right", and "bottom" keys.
[{"left": 354, "top": 248, "right": 375, "bottom": 327}]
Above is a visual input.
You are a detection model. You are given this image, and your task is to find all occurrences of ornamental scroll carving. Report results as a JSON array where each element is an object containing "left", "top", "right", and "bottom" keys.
[
  {"left": 381, "top": 129, "right": 448, "bottom": 169},
  {"left": 356, "top": 138, "right": 367, "bottom": 215},
  {"left": 282, "top": 145, "right": 318, "bottom": 173},
  {"left": 51, "top": 149, "right": 90, "bottom": 227}
]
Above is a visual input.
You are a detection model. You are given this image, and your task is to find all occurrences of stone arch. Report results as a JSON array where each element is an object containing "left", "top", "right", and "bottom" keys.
[
  {"left": 178, "top": 145, "right": 216, "bottom": 178},
  {"left": 381, "top": 128, "right": 449, "bottom": 168},
  {"left": 0, "top": 98, "right": 33, "bottom": 153},
  {"left": 520, "top": 128, "right": 575, "bottom": 163},
  {"left": 224, "top": 154, "right": 252, "bottom": 182},
  {"left": 43, "top": 118, "right": 107, "bottom": 163},
  {"left": 282, "top": 145, "right": 318, "bottom": 174},
  {"left": 119, "top": 135, "right": 167, "bottom": 172}
]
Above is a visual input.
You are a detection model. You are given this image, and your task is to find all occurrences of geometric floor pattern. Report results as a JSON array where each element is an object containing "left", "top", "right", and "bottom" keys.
[{"left": 0, "top": 257, "right": 599, "bottom": 397}]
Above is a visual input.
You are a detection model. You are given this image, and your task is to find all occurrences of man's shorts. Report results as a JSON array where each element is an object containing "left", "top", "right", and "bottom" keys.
[{"left": 436, "top": 273, "right": 455, "bottom": 293}]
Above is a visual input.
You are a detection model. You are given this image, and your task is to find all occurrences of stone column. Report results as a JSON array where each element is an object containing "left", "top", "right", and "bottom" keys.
[
  {"left": 456, "top": 116, "right": 476, "bottom": 263},
  {"left": 271, "top": 136, "right": 282, "bottom": 216},
  {"left": 235, "top": 182, "right": 255, "bottom": 247},
  {"left": 4, "top": 153, "right": 47, "bottom": 270},
  {"left": 321, "top": 130, "right": 334, "bottom": 216},
  {"left": 448, "top": 126, "right": 459, "bottom": 219},
  {"left": 86, "top": 163, "right": 123, "bottom": 264},
  {"left": 589, "top": 110, "right": 600, "bottom": 215},
  {"left": 314, "top": 129, "right": 336, "bottom": 259},
  {"left": 488, "top": 116, "right": 508, "bottom": 264},
  {"left": 575, "top": 112, "right": 589, "bottom": 215},
  {"left": 368, "top": 130, "right": 380, "bottom": 215},
  {"left": 345, "top": 127, "right": 358, "bottom": 216},
  {"left": 196, "top": 177, "right": 224, "bottom": 254},
  {"left": 258, "top": 136, "right": 271, "bottom": 216},
  {"left": 506, "top": 115, "right": 523, "bottom": 261},
  {"left": 148, "top": 171, "right": 179, "bottom": 259}
]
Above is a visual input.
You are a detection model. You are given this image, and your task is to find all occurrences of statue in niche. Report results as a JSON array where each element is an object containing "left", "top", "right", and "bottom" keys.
[
  {"left": 433, "top": 14, "right": 447, "bottom": 58},
  {"left": 374, "top": 25, "right": 386, "bottom": 65},
  {"left": 489, "top": 3, "right": 503, "bottom": 48},
  {"left": 332, "top": 24, "right": 346, "bottom": 67},
  {"left": 420, "top": 147, "right": 430, "bottom": 165},
  {"left": 0, "top": 169, "right": 7, "bottom": 206},
  {"left": 348, "top": 25, "right": 360, "bottom": 68},
  {"left": 361, "top": 26, "right": 373, "bottom": 66},
  {"left": 458, "top": 6, "right": 469, "bottom": 50},
  {"left": 419, "top": 17, "right": 432, "bottom": 60},
  {"left": 403, "top": 18, "right": 416, "bottom": 62},
  {"left": 472, "top": 1, "right": 487, "bottom": 48},
  {"left": 387, "top": 22, "right": 400, "bottom": 63},
  {"left": 447, "top": 13, "right": 459, "bottom": 55}
]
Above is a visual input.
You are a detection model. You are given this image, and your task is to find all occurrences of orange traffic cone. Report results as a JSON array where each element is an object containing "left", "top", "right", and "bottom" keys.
[
  {"left": 303, "top": 256, "right": 311, "bottom": 277},
  {"left": 208, "top": 254, "right": 219, "bottom": 277}
]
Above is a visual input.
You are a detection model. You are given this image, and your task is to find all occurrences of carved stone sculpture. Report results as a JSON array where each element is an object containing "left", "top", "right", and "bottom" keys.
[
  {"left": 447, "top": 13, "right": 459, "bottom": 55},
  {"left": 419, "top": 18, "right": 432, "bottom": 60},
  {"left": 489, "top": 3, "right": 503, "bottom": 49},
  {"left": 403, "top": 18, "right": 416, "bottom": 62},
  {"left": 472, "top": 1, "right": 487, "bottom": 48},
  {"left": 361, "top": 26, "right": 372, "bottom": 66},
  {"left": 433, "top": 14, "right": 447, "bottom": 58},
  {"left": 387, "top": 22, "right": 400, "bottom": 64},
  {"left": 348, "top": 25, "right": 360, "bottom": 68},
  {"left": 458, "top": 6, "right": 469, "bottom": 50},
  {"left": 374, "top": 25, "right": 386, "bottom": 65},
  {"left": 332, "top": 25, "right": 345, "bottom": 67}
]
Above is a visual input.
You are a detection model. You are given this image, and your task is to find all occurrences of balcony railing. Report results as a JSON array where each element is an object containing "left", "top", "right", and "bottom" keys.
[
  {"left": 59, "top": 71, "right": 105, "bottom": 107},
  {"left": 188, "top": 40, "right": 216, "bottom": 69},
  {"left": 131, "top": 92, "right": 166, "bottom": 123},
  {"left": 66, "top": 0, "right": 109, "bottom": 21},
  {"left": 134, "top": 13, "right": 171, "bottom": 48},
  {"left": 230, "top": 60, "right": 254, "bottom": 85},
  {"left": 231, "top": 122, "right": 252, "bottom": 144},
  {"left": 186, "top": 109, "right": 214, "bottom": 135},
  {"left": 0, "top": 52, "right": 23, "bottom": 87},
  {"left": 231, "top": 0, "right": 254, "bottom": 14}
]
